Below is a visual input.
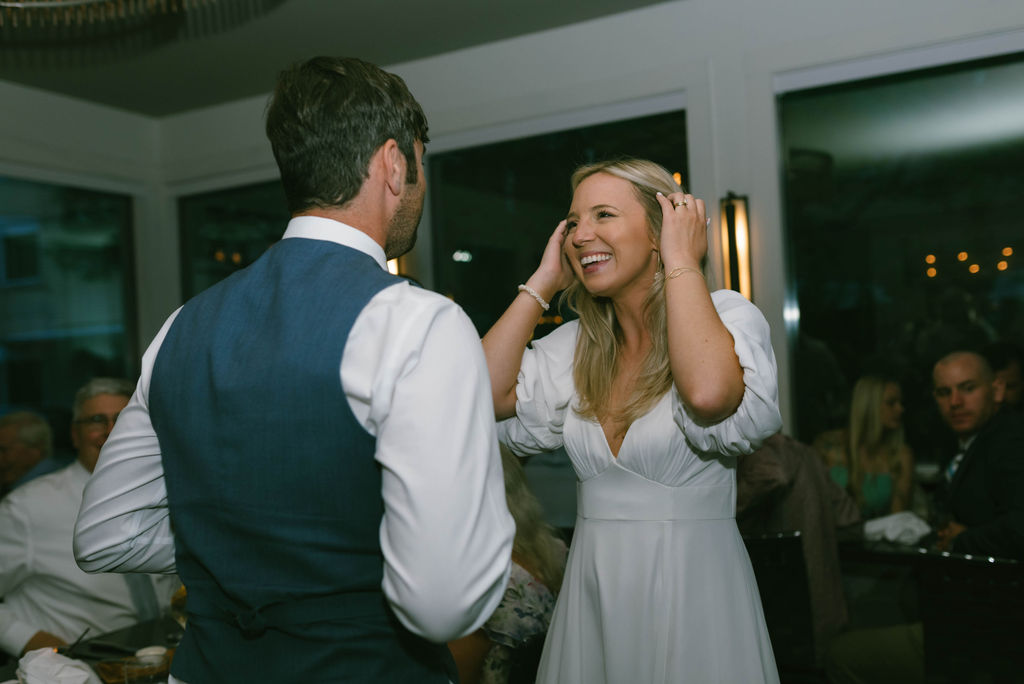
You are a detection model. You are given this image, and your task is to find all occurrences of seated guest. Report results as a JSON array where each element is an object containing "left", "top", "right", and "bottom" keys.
[
  {"left": 0, "top": 411, "right": 62, "bottom": 498},
  {"left": 932, "top": 350, "right": 1024, "bottom": 559},
  {"left": 828, "top": 350, "right": 1024, "bottom": 684},
  {"left": 736, "top": 432, "right": 861, "bottom": 663},
  {"left": 814, "top": 374, "right": 914, "bottom": 518},
  {"left": 982, "top": 340, "right": 1023, "bottom": 412},
  {"left": 449, "top": 447, "right": 567, "bottom": 684},
  {"left": 0, "top": 378, "right": 180, "bottom": 656}
]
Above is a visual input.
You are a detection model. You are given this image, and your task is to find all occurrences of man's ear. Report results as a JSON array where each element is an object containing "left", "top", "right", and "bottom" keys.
[{"left": 380, "top": 139, "right": 406, "bottom": 197}]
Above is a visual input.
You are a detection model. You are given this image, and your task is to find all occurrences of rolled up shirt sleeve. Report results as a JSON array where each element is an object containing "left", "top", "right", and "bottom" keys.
[
  {"left": 346, "top": 284, "right": 515, "bottom": 642},
  {"left": 674, "top": 290, "right": 783, "bottom": 457},
  {"left": 74, "top": 310, "right": 182, "bottom": 575}
]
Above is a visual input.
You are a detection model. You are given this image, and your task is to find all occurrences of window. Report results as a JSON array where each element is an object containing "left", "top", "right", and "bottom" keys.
[
  {"left": 779, "top": 52, "right": 1024, "bottom": 457},
  {"left": 178, "top": 180, "right": 289, "bottom": 299},
  {"left": 0, "top": 176, "right": 135, "bottom": 429}
]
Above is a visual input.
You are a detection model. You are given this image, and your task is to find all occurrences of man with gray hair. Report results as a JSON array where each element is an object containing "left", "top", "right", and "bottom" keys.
[
  {"left": 0, "top": 378, "right": 180, "bottom": 656},
  {"left": 0, "top": 411, "right": 58, "bottom": 498}
]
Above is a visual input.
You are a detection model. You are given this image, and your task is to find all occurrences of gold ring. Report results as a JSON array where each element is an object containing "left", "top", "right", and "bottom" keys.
[{"left": 673, "top": 200, "right": 687, "bottom": 208}]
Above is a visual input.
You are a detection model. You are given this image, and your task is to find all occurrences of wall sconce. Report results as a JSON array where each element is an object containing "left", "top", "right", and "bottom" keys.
[
  {"left": 387, "top": 259, "right": 400, "bottom": 275},
  {"left": 720, "top": 192, "right": 752, "bottom": 300}
]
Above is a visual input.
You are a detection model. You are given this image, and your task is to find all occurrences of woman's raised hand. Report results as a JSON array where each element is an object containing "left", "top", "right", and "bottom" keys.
[
  {"left": 528, "top": 219, "right": 575, "bottom": 298},
  {"left": 656, "top": 192, "right": 708, "bottom": 271}
]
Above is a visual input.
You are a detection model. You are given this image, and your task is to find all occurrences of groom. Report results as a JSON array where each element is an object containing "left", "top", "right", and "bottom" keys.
[{"left": 74, "top": 56, "right": 514, "bottom": 683}]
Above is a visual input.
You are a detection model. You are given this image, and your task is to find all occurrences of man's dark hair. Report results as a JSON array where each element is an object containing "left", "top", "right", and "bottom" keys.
[{"left": 265, "top": 56, "right": 430, "bottom": 214}]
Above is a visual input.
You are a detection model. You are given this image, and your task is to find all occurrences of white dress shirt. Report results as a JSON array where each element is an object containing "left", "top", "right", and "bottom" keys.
[
  {"left": 0, "top": 461, "right": 179, "bottom": 656},
  {"left": 74, "top": 217, "right": 514, "bottom": 652}
]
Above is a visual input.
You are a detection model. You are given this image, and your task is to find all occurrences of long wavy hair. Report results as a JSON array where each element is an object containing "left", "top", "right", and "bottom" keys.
[
  {"left": 847, "top": 375, "right": 906, "bottom": 506},
  {"left": 500, "top": 447, "right": 565, "bottom": 593},
  {"left": 561, "top": 158, "right": 685, "bottom": 423}
]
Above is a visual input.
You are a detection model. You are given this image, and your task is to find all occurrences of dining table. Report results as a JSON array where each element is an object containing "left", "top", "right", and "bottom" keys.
[{"left": 0, "top": 614, "right": 183, "bottom": 682}]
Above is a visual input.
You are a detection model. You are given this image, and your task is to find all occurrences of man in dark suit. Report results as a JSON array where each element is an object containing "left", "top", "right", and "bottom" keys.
[{"left": 932, "top": 350, "right": 1024, "bottom": 559}]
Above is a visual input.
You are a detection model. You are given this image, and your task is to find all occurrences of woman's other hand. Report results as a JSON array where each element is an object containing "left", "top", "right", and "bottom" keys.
[
  {"left": 529, "top": 219, "right": 575, "bottom": 299},
  {"left": 656, "top": 192, "right": 708, "bottom": 271}
]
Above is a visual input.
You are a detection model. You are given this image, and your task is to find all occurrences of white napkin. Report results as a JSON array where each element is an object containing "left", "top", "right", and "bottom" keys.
[
  {"left": 863, "top": 510, "right": 932, "bottom": 545},
  {"left": 15, "top": 648, "right": 101, "bottom": 684}
]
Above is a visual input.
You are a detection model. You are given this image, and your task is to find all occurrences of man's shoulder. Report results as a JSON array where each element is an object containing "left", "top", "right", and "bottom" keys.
[
  {"left": 977, "top": 411, "right": 1024, "bottom": 449},
  {"left": 1, "top": 464, "right": 74, "bottom": 512}
]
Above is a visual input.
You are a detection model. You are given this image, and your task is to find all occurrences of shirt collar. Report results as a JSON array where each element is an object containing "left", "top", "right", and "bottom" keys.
[
  {"left": 958, "top": 434, "right": 977, "bottom": 452},
  {"left": 282, "top": 216, "right": 387, "bottom": 271}
]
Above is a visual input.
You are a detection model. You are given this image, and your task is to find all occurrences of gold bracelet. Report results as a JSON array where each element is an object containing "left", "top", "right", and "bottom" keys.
[{"left": 666, "top": 266, "right": 704, "bottom": 280}]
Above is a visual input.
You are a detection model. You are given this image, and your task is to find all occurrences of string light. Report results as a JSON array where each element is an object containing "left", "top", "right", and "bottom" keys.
[{"left": 925, "top": 254, "right": 936, "bottom": 264}]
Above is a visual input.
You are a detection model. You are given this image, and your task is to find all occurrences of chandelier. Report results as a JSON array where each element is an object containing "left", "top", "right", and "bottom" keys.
[{"left": 0, "top": 0, "right": 285, "bottom": 65}]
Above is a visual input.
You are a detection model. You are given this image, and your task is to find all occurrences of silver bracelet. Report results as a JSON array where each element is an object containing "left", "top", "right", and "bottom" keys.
[{"left": 517, "top": 284, "right": 550, "bottom": 311}]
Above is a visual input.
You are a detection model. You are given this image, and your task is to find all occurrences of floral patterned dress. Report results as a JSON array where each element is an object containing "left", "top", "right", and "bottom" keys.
[{"left": 479, "top": 542, "right": 566, "bottom": 684}]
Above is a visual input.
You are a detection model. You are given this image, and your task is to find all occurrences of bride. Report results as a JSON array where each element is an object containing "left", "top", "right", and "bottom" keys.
[{"left": 482, "top": 158, "right": 782, "bottom": 683}]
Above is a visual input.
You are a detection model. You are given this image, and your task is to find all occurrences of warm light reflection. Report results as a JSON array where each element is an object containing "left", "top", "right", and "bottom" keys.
[
  {"left": 926, "top": 267, "right": 937, "bottom": 278},
  {"left": 387, "top": 259, "right": 399, "bottom": 274},
  {"left": 720, "top": 194, "right": 752, "bottom": 301},
  {"left": 997, "top": 260, "right": 1009, "bottom": 271},
  {"left": 969, "top": 264, "right": 980, "bottom": 274},
  {"left": 673, "top": 172, "right": 683, "bottom": 187},
  {"left": 957, "top": 251, "right": 969, "bottom": 262},
  {"left": 925, "top": 254, "right": 936, "bottom": 264},
  {"left": 1003, "top": 247, "right": 1014, "bottom": 257}
]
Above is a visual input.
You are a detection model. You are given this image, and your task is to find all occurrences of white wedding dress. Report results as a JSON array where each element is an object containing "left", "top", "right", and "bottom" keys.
[{"left": 500, "top": 290, "right": 783, "bottom": 684}]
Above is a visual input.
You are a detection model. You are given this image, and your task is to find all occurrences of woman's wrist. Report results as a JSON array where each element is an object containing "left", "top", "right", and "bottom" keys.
[{"left": 524, "top": 274, "right": 559, "bottom": 304}]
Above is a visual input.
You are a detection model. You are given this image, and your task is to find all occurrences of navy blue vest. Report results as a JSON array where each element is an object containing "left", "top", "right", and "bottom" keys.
[{"left": 150, "top": 238, "right": 454, "bottom": 683}]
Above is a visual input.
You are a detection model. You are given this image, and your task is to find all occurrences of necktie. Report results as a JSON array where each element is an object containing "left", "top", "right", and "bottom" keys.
[
  {"left": 946, "top": 451, "right": 966, "bottom": 483},
  {"left": 124, "top": 574, "right": 161, "bottom": 622}
]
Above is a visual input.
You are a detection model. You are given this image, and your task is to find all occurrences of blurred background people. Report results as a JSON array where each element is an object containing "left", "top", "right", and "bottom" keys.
[
  {"left": 814, "top": 374, "right": 914, "bottom": 519},
  {"left": 0, "top": 411, "right": 60, "bottom": 498},
  {"left": 0, "top": 378, "right": 179, "bottom": 657},
  {"left": 736, "top": 432, "right": 861, "bottom": 663},
  {"left": 931, "top": 351, "right": 1024, "bottom": 559},
  {"left": 983, "top": 340, "right": 1023, "bottom": 413},
  {"left": 449, "top": 447, "right": 567, "bottom": 684}
]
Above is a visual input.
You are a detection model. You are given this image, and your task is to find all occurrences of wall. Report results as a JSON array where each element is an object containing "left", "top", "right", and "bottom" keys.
[{"left": 4, "top": 0, "right": 1024, "bottom": 427}]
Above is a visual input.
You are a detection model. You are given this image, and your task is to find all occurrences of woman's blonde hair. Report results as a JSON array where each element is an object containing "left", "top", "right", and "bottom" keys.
[
  {"left": 562, "top": 158, "right": 683, "bottom": 422},
  {"left": 847, "top": 375, "right": 905, "bottom": 506},
  {"left": 500, "top": 446, "right": 565, "bottom": 593}
]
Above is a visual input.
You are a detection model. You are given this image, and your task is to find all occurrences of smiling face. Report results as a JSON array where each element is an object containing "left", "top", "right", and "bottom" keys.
[{"left": 563, "top": 172, "right": 659, "bottom": 302}]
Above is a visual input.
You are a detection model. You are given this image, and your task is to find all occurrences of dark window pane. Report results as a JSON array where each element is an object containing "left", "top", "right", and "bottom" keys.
[
  {"left": 0, "top": 176, "right": 135, "bottom": 422},
  {"left": 779, "top": 52, "right": 1024, "bottom": 458},
  {"left": 179, "top": 181, "right": 289, "bottom": 299}
]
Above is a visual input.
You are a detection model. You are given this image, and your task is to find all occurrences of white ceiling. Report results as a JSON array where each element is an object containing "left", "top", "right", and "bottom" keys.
[{"left": 0, "top": 0, "right": 668, "bottom": 117}]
